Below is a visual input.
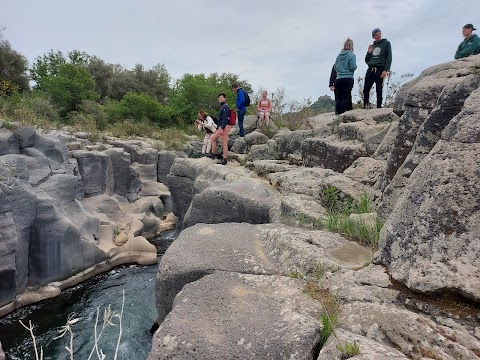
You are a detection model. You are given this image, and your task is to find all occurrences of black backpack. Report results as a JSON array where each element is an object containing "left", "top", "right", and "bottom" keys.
[{"left": 243, "top": 89, "right": 251, "bottom": 107}]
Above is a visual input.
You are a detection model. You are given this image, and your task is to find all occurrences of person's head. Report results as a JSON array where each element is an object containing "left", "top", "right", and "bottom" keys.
[
  {"left": 198, "top": 110, "right": 207, "bottom": 120},
  {"left": 261, "top": 90, "right": 268, "bottom": 98},
  {"left": 462, "top": 23, "right": 477, "bottom": 38},
  {"left": 231, "top": 83, "right": 239, "bottom": 93},
  {"left": 218, "top": 93, "right": 226, "bottom": 103},
  {"left": 372, "top": 28, "right": 382, "bottom": 42},
  {"left": 343, "top": 38, "right": 354, "bottom": 51}
]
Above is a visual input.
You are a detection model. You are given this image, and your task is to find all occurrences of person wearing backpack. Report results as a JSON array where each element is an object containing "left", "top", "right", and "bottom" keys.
[
  {"left": 232, "top": 83, "right": 249, "bottom": 137},
  {"left": 256, "top": 90, "right": 272, "bottom": 130},
  {"left": 206, "top": 93, "right": 232, "bottom": 165},
  {"left": 194, "top": 110, "right": 217, "bottom": 156}
]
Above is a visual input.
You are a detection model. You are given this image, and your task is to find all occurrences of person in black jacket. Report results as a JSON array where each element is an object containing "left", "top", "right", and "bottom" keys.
[
  {"left": 329, "top": 65, "right": 340, "bottom": 115},
  {"left": 206, "top": 93, "right": 231, "bottom": 165}
]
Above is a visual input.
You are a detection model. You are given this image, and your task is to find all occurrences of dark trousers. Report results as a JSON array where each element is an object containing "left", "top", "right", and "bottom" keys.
[
  {"left": 333, "top": 87, "right": 340, "bottom": 115},
  {"left": 237, "top": 109, "right": 246, "bottom": 137},
  {"left": 335, "top": 78, "right": 354, "bottom": 115},
  {"left": 364, "top": 66, "right": 385, "bottom": 108}
]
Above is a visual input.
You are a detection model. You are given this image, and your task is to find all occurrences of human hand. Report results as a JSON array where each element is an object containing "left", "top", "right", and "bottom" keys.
[
  {"left": 367, "top": 45, "right": 373, "bottom": 53},
  {"left": 380, "top": 71, "right": 388, "bottom": 79},
  {"left": 329, "top": 86, "right": 335, "bottom": 91}
]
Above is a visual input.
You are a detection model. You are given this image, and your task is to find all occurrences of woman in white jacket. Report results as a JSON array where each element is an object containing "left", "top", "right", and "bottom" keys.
[{"left": 195, "top": 111, "right": 218, "bottom": 156}]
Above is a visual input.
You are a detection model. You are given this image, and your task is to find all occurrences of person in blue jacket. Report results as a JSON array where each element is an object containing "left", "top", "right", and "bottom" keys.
[
  {"left": 232, "top": 83, "right": 247, "bottom": 137},
  {"left": 334, "top": 38, "right": 357, "bottom": 115}
]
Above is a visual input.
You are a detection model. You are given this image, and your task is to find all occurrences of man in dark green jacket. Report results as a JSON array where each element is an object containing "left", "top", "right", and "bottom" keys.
[
  {"left": 364, "top": 28, "right": 392, "bottom": 109},
  {"left": 455, "top": 24, "right": 480, "bottom": 59}
]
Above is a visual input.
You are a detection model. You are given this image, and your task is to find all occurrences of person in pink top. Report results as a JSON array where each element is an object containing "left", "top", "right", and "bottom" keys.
[{"left": 256, "top": 90, "right": 272, "bottom": 130}]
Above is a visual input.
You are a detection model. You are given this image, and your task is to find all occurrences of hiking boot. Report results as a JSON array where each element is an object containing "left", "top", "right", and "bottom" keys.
[
  {"left": 205, "top": 153, "right": 215, "bottom": 159},
  {"left": 215, "top": 154, "right": 223, "bottom": 160},
  {"left": 217, "top": 158, "right": 227, "bottom": 165}
]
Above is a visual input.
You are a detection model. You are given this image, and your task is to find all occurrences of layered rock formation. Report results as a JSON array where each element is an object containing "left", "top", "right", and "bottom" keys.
[
  {"left": 150, "top": 55, "right": 480, "bottom": 359},
  {"left": 0, "top": 125, "right": 176, "bottom": 316}
]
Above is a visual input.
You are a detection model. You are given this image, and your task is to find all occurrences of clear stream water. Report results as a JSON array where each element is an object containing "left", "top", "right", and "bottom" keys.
[{"left": 0, "top": 230, "right": 176, "bottom": 360}]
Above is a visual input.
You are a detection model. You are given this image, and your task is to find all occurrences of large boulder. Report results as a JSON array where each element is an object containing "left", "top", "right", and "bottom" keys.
[
  {"left": 302, "top": 136, "right": 368, "bottom": 172},
  {"left": 0, "top": 128, "right": 20, "bottom": 156},
  {"left": 105, "top": 148, "right": 141, "bottom": 202},
  {"left": 182, "top": 180, "right": 278, "bottom": 229},
  {"left": 157, "top": 150, "right": 187, "bottom": 185},
  {"left": 374, "top": 85, "right": 480, "bottom": 301},
  {"left": 71, "top": 150, "right": 114, "bottom": 197},
  {"left": 149, "top": 272, "right": 322, "bottom": 360},
  {"left": 154, "top": 223, "right": 280, "bottom": 322},
  {"left": 378, "top": 56, "right": 480, "bottom": 217}
]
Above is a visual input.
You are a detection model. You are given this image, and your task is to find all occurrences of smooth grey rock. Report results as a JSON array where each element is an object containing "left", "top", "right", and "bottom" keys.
[
  {"left": 302, "top": 136, "right": 368, "bottom": 172},
  {"left": 131, "top": 163, "right": 157, "bottom": 182},
  {"left": 319, "top": 328, "right": 409, "bottom": 359},
  {"left": 280, "top": 194, "right": 327, "bottom": 228},
  {"left": 0, "top": 154, "right": 29, "bottom": 181},
  {"left": 274, "top": 129, "right": 316, "bottom": 159},
  {"left": 71, "top": 151, "right": 114, "bottom": 197},
  {"left": 33, "top": 133, "right": 69, "bottom": 165},
  {"left": 154, "top": 223, "right": 280, "bottom": 322},
  {"left": 150, "top": 272, "right": 322, "bottom": 360},
  {"left": 182, "top": 181, "right": 278, "bottom": 229},
  {"left": 105, "top": 148, "right": 141, "bottom": 202},
  {"left": 10, "top": 124, "right": 36, "bottom": 148},
  {"left": 339, "top": 302, "right": 480, "bottom": 360},
  {"left": 246, "top": 140, "right": 278, "bottom": 161},
  {"left": 245, "top": 159, "right": 298, "bottom": 177},
  {"left": 29, "top": 196, "right": 106, "bottom": 286},
  {"left": 343, "top": 157, "right": 386, "bottom": 186},
  {"left": 0, "top": 211, "right": 17, "bottom": 306},
  {"left": 0, "top": 128, "right": 20, "bottom": 156},
  {"left": 264, "top": 225, "right": 373, "bottom": 277},
  {"left": 378, "top": 56, "right": 480, "bottom": 217},
  {"left": 244, "top": 131, "right": 269, "bottom": 146},
  {"left": 158, "top": 150, "right": 187, "bottom": 185},
  {"left": 374, "top": 83, "right": 480, "bottom": 300},
  {"left": 231, "top": 137, "right": 248, "bottom": 154}
]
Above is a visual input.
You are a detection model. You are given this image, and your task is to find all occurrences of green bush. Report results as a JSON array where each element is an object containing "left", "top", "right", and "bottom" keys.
[{"left": 78, "top": 100, "right": 108, "bottom": 130}]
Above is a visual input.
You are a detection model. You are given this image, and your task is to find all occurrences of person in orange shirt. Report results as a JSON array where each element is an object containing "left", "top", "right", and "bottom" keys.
[{"left": 256, "top": 90, "right": 272, "bottom": 131}]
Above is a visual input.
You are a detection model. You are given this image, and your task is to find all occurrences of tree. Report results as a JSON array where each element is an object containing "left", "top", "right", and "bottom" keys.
[
  {"left": 0, "top": 28, "right": 29, "bottom": 93},
  {"left": 42, "top": 63, "right": 99, "bottom": 116},
  {"left": 169, "top": 72, "right": 252, "bottom": 121}
]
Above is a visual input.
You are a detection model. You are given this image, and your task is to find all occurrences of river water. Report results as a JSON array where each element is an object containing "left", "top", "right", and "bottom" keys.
[{"left": 0, "top": 230, "right": 176, "bottom": 360}]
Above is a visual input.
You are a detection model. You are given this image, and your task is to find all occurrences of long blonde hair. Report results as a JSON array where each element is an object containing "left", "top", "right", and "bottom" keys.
[{"left": 343, "top": 38, "right": 354, "bottom": 51}]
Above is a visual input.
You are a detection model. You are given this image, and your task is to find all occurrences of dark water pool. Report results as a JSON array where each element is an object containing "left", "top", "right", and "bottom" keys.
[{"left": 0, "top": 230, "right": 175, "bottom": 360}]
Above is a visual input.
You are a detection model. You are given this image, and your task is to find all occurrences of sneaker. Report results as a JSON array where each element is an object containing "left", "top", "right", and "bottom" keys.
[
  {"left": 205, "top": 153, "right": 215, "bottom": 159},
  {"left": 217, "top": 158, "right": 227, "bottom": 165},
  {"left": 215, "top": 154, "right": 223, "bottom": 160}
]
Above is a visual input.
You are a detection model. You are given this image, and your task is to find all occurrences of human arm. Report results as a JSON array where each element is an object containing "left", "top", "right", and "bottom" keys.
[
  {"left": 266, "top": 99, "right": 272, "bottom": 112},
  {"left": 257, "top": 100, "right": 262, "bottom": 112},
  {"left": 365, "top": 45, "right": 373, "bottom": 64},
  {"left": 236, "top": 89, "right": 245, "bottom": 110},
  {"left": 350, "top": 53, "right": 357, "bottom": 72},
  {"left": 455, "top": 36, "right": 480, "bottom": 59},
  {"left": 329, "top": 65, "right": 336, "bottom": 87},
  {"left": 219, "top": 105, "right": 229, "bottom": 129}
]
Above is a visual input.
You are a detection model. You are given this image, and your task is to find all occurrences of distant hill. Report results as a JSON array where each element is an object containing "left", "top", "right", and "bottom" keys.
[{"left": 310, "top": 94, "right": 335, "bottom": 114}]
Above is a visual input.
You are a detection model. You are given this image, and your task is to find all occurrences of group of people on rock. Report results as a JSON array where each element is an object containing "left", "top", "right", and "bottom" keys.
[
  {"left": 194, "top": 83, "right": 273, "bottom": 165},
  {"left": 330, "top": 23, "right": 479, "bottom": 115},
  {"left": 195, "top": 23, "right": 480, "bottom": 164}
]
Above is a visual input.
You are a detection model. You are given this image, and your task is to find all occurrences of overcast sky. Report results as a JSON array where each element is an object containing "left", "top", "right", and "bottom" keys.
[{"left": 1, "top": 0, "right": 479, "bottom": 102}]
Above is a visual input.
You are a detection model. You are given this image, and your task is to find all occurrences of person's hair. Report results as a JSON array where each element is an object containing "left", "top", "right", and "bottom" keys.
[
  {"left": 231, "top": 83, "right": 239, "bottom": 89},
  {"left": 198, "top": 110, "right": 207, "bottom": 119},
  {"left": 218, "top": 93, "right": 227, "bottom": 98},
  {"left": 262, "top": 90, "right": 268, "bottom": 95},
  {"left": 343, "top": 38, "right": 354, "bottom": 51}
]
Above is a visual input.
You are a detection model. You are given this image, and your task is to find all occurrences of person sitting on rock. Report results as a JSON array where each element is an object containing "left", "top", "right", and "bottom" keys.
[
  {"left": 454, "top": 24, "right": 480, "bottom": 59},
  {"left": 256, "top": 90, "right": 272, "bottom": 131},
  {"left": 194, "top": 110, "right": 217, "bottom": 156}
]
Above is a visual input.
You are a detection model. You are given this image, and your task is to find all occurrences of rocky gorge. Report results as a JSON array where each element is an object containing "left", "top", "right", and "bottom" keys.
[{"left": 1, "top": 55, "right": 480, "bottom": 359}]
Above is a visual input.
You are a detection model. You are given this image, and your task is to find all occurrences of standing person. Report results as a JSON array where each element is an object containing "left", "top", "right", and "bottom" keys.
[
  {"left": 329, "top": 65, "right": 340, "bottom": 115},
  {"left": 194, "top": 110, "right": 217, "bottom": 156},
  {"left": 364, "top": 28, "right": 392, "bottom": 109},
  {"left": 207, "top": 93, "right": 231, "bottom": 165},
  {"left": 256, "top": 90, "right": 272, "bottom": 130},
  {"left": 454, "top": 24, "right": 480, "bottom": 59},
  {"left": 232, "top": 83, "right": 247, "bottom": 137},
  {"left": 334, "top": 38, "right": 357, "bottom": 115}
]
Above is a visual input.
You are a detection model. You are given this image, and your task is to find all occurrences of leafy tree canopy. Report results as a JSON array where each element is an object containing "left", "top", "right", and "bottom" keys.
[{"left": 0, "top": 28, "right": 30, "bottom": 93}]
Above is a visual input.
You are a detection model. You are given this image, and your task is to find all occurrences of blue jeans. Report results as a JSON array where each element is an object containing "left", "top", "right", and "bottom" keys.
[{"left": 237, "top": 109, "right": 246, "bottom": 137}]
